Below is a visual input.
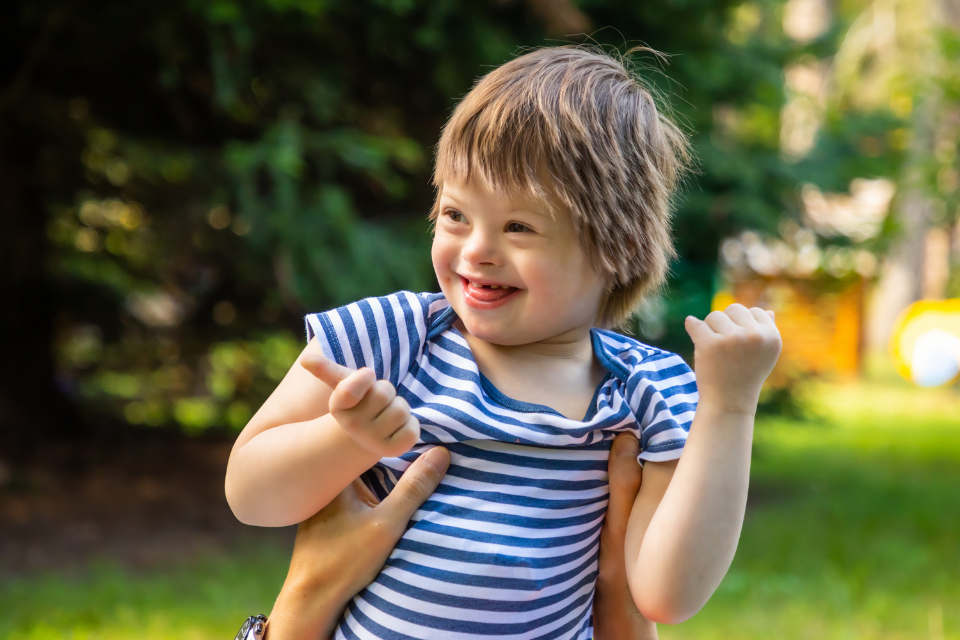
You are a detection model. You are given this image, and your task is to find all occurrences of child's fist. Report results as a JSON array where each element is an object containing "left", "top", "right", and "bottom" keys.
[
  {"left": 300, "top": 353, "right": 420, "bottom": 458},
  {"left": 684, "top": 304, "right": 782, "bottom": 416}
]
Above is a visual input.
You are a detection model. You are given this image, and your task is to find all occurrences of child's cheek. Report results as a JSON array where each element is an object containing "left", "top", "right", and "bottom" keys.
[
  {"left": 431, "top": 237, "right": 452, "bottom": 281},
  {"left": 526, "top": 264, "right": 564, "bottom": 310}
]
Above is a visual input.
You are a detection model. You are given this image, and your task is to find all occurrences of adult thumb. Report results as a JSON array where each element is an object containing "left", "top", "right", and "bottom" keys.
[
  {"left": 606, "top": 434, "right": 642, "bottom": 536},
  {"left": 377, "top": 447, "right": 450, "bottom": 524}
]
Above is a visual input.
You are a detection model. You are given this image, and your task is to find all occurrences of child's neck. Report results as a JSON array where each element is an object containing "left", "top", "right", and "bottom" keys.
[
  {"left": 457, "top": 320, "right": 593, "bottom": 361},
  {"left": 454, "top": 319, "right": 607, "bottom": 420}
]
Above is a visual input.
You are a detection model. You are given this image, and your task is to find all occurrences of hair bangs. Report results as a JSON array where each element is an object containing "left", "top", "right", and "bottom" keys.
[{"left": 431, "top": 88, "right": 561, "bottom": 221}]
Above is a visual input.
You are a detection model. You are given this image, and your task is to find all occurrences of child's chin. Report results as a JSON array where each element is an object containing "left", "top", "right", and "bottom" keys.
[{"left": 463, "top": 322, "right": 527, "bottom": 346}]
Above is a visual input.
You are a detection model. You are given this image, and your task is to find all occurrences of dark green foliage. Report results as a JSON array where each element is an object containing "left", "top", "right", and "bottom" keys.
[{"left": 3, "top": 0, "right": 903, "bottom": 435}]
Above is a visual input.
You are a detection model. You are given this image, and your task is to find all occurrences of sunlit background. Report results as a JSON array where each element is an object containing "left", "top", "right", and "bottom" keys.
[{"left": 1, "top": 0, "right": 959, "bottom": 638}]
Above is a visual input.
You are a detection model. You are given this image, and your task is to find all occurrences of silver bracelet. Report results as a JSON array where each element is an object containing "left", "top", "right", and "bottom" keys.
[{"left": 234, "top": 614, "right": 267, "bottom": 640}]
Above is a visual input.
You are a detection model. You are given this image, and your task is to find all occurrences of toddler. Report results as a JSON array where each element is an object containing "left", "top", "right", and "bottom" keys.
[{"left": 226, "top": 46, "right": 782, "bottom": 640}]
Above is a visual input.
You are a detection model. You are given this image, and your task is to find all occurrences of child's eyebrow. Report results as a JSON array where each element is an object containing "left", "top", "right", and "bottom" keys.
[{"left": 438, "top": 192, "right": 472, "bottom": 210}]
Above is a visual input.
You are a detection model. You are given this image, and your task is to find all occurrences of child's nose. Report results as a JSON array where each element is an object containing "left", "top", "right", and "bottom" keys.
[{"left": 461, "top": 230, "right": 501, "bottom": 266}]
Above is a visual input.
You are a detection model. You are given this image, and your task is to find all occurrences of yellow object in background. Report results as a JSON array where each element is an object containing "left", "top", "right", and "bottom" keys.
[
  {"left": 712, "top": 278, "right": 865, "bottom": 383},
  {"left": 711, "top": 290, "right": 737, "bottom": 313},
  {"left": 889, "top": 299, "right": 960, "bottom": 387}
]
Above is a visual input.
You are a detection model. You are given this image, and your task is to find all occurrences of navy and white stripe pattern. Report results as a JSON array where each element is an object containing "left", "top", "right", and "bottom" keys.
[{"left": 305, "top": 291, "right": 698, "bottom": 640}]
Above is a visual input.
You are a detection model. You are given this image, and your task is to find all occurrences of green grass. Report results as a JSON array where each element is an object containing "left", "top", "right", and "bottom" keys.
[
  {"left": 662, "top": 377, "right": 960, "bottom": 640},
  {"left": 3, "top": 376, "right": 959, "bottom": 639},
  {"left": 1, "top": 539, "right": 290, "bottom": 640}
]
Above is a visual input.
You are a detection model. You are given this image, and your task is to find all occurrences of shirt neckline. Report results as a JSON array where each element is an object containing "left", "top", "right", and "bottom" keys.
[
  {"left": 478, "top": 368, "right": 611, "bottom": 422},
  {"left": 431, "top": 304, "right": 619, "bottom": 423}
]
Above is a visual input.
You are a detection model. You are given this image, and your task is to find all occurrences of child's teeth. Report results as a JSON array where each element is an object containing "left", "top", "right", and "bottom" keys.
[{"left": 468, "top": 281, "right": 510, "bottom": 289}]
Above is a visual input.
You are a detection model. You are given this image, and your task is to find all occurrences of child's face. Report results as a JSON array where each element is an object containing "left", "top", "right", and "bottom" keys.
[{"left": 432, "top": 180, "right": 606, "bottom": 346}]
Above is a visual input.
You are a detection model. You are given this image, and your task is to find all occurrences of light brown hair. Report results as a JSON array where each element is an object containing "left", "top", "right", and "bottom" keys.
[{"left": 431, "top": 45, "right": 691, "bottom": 329}]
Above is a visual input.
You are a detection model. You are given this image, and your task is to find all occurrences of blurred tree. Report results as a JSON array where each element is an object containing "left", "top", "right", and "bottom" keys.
[
  {"left": 786, "top": 0, "right": 960, "bottom": 347},
  {"left": 3, "top": 0, "right": 853, "bottom": 453}
]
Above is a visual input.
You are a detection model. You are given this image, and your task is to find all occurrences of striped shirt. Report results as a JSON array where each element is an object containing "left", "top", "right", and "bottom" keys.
[{"left": 305, "top": 291, "right": 698, "bottom": 640}]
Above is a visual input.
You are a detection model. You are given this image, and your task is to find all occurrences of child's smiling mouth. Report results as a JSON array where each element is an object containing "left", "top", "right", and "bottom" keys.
[{"left": 459, "top": 275, "right": 520, "bottom": 309}]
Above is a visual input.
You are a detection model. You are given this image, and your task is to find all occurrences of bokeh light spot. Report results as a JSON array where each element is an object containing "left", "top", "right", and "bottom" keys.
[{"left": 213, "top": 301, "right": 237, "bottom": 325}]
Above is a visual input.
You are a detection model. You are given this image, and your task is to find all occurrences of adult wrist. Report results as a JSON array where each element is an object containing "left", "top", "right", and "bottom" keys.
[
  {"left": 267, "top": 572, "right": 351, "bottom": 640},
  {"left": 592, "top": 581, "right": 654, "bottom": 640},
  {"left": 593, "top": 576, "right": 636, "bottom": 615}
]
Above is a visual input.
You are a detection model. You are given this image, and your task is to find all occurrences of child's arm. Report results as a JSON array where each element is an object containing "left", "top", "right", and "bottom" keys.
[
  {"left": 624, "top": 304, "right": 782, "bottom": 624},
  {"left": 225, "top": 338, "right": 420, "bottom": 527}
]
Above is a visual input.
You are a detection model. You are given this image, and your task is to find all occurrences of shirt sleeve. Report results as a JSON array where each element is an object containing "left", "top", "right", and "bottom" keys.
[
  {"left": 304, "top": 291, "right": 432, "bottom": 387},
  {"left": 626, "top": 350, "right": 699, "bottom": 463}
]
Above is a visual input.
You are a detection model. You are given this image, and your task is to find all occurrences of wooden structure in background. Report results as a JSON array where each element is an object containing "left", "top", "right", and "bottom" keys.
[{"left": 713, "top": 277, "right": 865, "bottom": 383}]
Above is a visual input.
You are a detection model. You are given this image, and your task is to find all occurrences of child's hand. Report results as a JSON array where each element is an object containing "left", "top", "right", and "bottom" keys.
[
  {"left": 300, "top": 353, "right": 420, "bottom": 458},
  {"left": 684, "top": 303, "right": 782, "bottom": 416}
]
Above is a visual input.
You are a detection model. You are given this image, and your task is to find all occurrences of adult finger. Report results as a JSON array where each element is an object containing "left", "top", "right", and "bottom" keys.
[
  {"left": 301, "top": 351, "right": 356, "bottom": 389},
  {"left": 378, "top": 447, "right": 450, "bottom": 525},
  {"left": 328, "top": 367, "right": 377, "bottom": 412},
  {"left": 606, "top": 434, "right": 642, "bottom": 537}
]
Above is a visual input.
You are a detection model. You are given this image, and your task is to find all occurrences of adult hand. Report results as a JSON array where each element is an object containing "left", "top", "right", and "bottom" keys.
[
  {"left": 264, "top": 434, "right": 657, "bottom": 640},
  {"left": 264, "top": 446, "right": 451, "bottom": 640},
  {"left": 594, "top": 433, "right": 659, "bottom": 640}
]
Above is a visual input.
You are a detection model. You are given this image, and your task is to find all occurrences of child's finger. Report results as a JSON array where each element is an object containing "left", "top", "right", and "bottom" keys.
[
  {"left": 371, "top": 393, "right": 409, "bottom": 435},
  {"left": 704, "top": 309, "right": 738, "bottom": 334},
  {"left": 301, "top": 352, "right": 355, "bottom": 389},
  {"left": 750, "top": 307, "right": 777, "bottom": 327},
  {"left": 381, "top": 414, "right": 421, "bottom": 458},
  {"left": 328, "top": 367, "right": 377, "bottom": 412},
  {"left": 724, "top": 303, "right": 757, "bottom": 328},
  {"left": 684, "top": 315, "right": 716, "bottom": 344}
]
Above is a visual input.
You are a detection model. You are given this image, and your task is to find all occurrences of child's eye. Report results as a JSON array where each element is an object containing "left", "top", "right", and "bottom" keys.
[
  {"left": 444, "top": 209, "right": 465, "bottom": 223},
  {"left": 506, "top": 222, "right": 531, "bottom": 233}
]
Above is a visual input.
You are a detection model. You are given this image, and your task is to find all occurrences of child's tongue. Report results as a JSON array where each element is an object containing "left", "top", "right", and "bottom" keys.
[{"left": 464, "top": 279, "right": 517, "bottom": 302}]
